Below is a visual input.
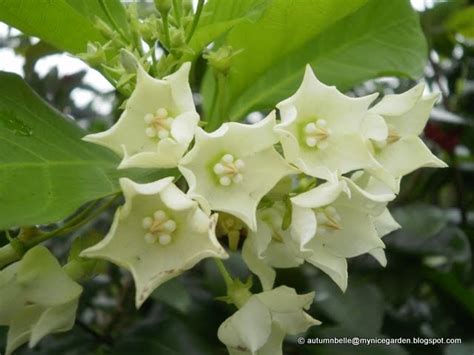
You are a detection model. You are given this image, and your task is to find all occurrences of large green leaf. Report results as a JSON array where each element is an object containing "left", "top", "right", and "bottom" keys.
[
  {"left": 0, "top": 0, "right": 103, "bottom": 53},
  {"left": 203, "top": 0, "right": 427, "bottom": 121},
  {"left": 188, "top": 0, "right": 270, "bottom": 56},
  {"left": 313, "top": 277, "right": 385, "bottom": 334},
  {"left": 0, "top": 72, "right": 169, "bottom": 229}
]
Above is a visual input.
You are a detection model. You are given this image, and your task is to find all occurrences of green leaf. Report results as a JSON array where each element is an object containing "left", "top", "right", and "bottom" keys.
[
  {"left": 113, "top": 316, "right": 217, "bottom": 355},
  {"left": 445, "top": 342, "right": 474, "bottom": 355},
  {"left": 66, "top": 0, "right": 131, "bottom": 41},
  {"left": 389, "top": 204, "right": 449, "bottom": 251},
  {"left": 151, "top": 277, "right": 192, "bottom": 314},
  {"left": 203, "top": 0, "right": 427, "bottom": 121},
  {"left": 0, "top": 0, "right": 103, "bottom": 53},
  {"left": 188, "top": 0, "right": 270, "bottom": 56},
  {"left": 445, "top": 6, "right": 474, "bottom": 39},
  {"left": 313, "top": 277, "right": 385, "bottom": 334},
  {"left": 0, "top": 72, "right": 172, "bottom": 230}
]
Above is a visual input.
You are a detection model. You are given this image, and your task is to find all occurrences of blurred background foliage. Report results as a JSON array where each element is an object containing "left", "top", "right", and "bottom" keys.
[{"left": 0, "top": 0, "right": 473, "bottom": 354}]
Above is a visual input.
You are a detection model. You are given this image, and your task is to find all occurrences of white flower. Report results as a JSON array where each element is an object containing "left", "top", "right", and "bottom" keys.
[
  {"left": 218, "top": 286, "right": 320, "bottom": 355},
  {"left": 0, "top": 246, "right": 82, "bottom": 355},
  {"left": 242, "top": 202, "right": 304, "bottom": 291},
  {"left": 81, "top": 177, "right": 228, "bottom": 307},
  {"left": 244, "top": 173, "right": 396, "bottom": 292},
  {"left": 83, "top": 63, "right": 199, "bottom": 169},
  {"left": 275, "top": 65, "right": 379, "bottom": 180},
  {"left": 366, "top": 83, "right": 447, "bottom": 190},
  {"left": 179, "top": 112, "right": 296, "bottom": 231}
]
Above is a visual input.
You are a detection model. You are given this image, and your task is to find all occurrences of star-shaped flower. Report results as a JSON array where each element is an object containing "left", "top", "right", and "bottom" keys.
[
  {"left": 83, "top": 62, "right": 199, "bottom": 169},
  {"left": 366, "top": 83, "right": 447, "bottom": 190},
  {"left": 81, "top": 177, "right": 227, "bottom": 307},
  {"left": 0, "top": 246, "right": 82, "bottom": 355},
  {"left": 275, "top": 65, "right": 379, "bottom": 180},
  {"left": 244, "top": 173, "right": 395, "bottom": 292},
  {"left": 289, "top": 174, "right": 394, "bottom": 290},
  {"left": 179, "top": 112, "right": 296, "bottom": 231},
  {"left": 218, "top": 286, "right": 320, "bottom": 355}
]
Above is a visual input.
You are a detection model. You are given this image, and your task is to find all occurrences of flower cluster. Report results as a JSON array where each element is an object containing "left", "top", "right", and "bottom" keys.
[{"left": 78, "top": 63, "right": 446, "bottom": 353}]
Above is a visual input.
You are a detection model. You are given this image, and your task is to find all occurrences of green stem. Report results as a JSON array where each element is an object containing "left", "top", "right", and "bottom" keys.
[
  {"left": 213, "top": 258, "right": 234, "bottom": 289},
  {"left": 207, "top": 72, "right": 227, "bottom": 131},
  {"left": 185, "top": 0, "right": 204, "bottom": 43},
  {"left": 0, "top": 195, "right": 120, "bottom": 269},
  {"left": 27, "top": 194, "right": 120, "bottom": 247},
  {"left": 98, "top": 0, "right": 129, "bottom": 43},
  {"left": 162, "top": 11, "right": 172, "bottom": 50},
  {"left": 173, "top": 0, "right": 182, "bottom": 27},
  {"left": 64, "top": 200, "right": 101, "bottom": 228}
]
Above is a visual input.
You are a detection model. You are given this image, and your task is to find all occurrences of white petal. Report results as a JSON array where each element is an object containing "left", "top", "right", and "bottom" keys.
[
  {"left": 376, "top": 136, "right": 447, "bottom": 178},
  {"left": 362, "top": 112, "right": 388, "bottom": 141},
  {"left": 218, "top": 297, "right": 272, "bottom": 353},
  {"left": 370, "top": 83, "right": 425, "bottom": 117},
  {"left": 290, "top": 204, "right": 316, "bottom": 249}
]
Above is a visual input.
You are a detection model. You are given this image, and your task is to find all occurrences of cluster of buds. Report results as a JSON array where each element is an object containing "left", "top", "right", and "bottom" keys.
[{"left": 78, "top": 0, "right": 196, "bottom": 96}]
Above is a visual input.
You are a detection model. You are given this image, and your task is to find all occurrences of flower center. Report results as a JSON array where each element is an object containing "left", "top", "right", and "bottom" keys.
[
  {"left": 142, "top": 209, "right": 177, "bottom": 245},
  {"left": 303, "top": 119, "right": 332, "bottom": 149},
  {"left": 373, "top": 124, "right": 401, "bottom": 149},
  {"left": 386, "top": 125, "right": 401, "bottom": 144},
  {"left": 143, "top": 108, "right": 174, "bottom": 139},
  {"left": 213, "top": 154, "right": 245, "bottom": 186},
  {"left": 315, "top": 206, "right": 342, "bottom": 235}
]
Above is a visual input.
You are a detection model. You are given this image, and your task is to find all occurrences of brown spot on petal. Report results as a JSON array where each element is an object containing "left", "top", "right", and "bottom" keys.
[{"left": 235, "top": 346, "right": 249, "bottom": 351}]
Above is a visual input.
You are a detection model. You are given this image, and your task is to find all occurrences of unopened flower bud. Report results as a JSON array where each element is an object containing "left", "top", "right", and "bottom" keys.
[
  {"left": 204, "top": 45, "right": 243, "bottom": 75},
  {"left": 77, "top": 42, "right": 107, "bottom": 67},
  {"left": 94, "top": 17, "right": 115, "bottom": 39},
  {"left": 170, "top": 27, "right": 186, "bottom": 48},
  {"left": 154, "top": 0, "right": 172, "bottom": 14}
]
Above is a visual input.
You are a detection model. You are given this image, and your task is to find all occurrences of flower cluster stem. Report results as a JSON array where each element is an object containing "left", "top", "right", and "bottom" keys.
[
  {"left": 213, "top": 258, "right": 233, "bottom": 289},
  {"left": 186, "top": 0, "right": 204, "bottom": 43},
  {"left": 0, "top": 194, "right": 119, "bottom": 269}
]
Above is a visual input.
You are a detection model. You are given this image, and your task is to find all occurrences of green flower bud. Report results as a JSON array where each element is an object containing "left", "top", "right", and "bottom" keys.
[
  {"left": 170, "top": 27, "right": 186, "bottom": 48},
  {"left": 182, "top": 0, "right": 193, "bottom": 14},
  {"left": 204, "top": 45, "right": 243, "bottom": 75},
  {"left": 120, "top": 49, "right": 139, "bottom": 73},
  {"left": 78, "top": 42, "right": 106, "bottom": 66},
  {"left": 154, "top": 0, "right": 172, "bottom": 14},
  {"left": 139, "top": 15, "right": 159, "bottom": 44},
  {"left": 94, "top": 17, "right": 115, "bottom": 39}
]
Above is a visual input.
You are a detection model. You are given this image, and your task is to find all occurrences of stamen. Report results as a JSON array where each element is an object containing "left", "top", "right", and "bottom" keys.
[
  {"left": 316, "top": 206, "right": 342, "bottom": 234},
  {"left": 145, "top": 233, "right": 158, "bottom": 244},
  {"left": 143, "top": 108, "right": 174, "bottom": 140},
  {"left": 219, "top": 176, "right": 232, "bottom": 186},
  {"left": 142, "top": 210, "right": 176, "bottom": 245},
  {"left": 303, "top": 119, "right": 331, "bottom": 149},
  {"left": 213, "top": 154, "right": 245, "bottom": 186},
  {"left": 159, "top": 234, "right": 171, "bottom": 245}
]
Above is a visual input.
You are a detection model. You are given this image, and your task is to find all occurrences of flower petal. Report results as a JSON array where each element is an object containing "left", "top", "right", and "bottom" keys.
[
  {"left": 370, "top": 83, "right": 425, "bottom": 117},
  {"left": 376, "top": 136, "right": 447, "bottom": 178},
  {"left": 81, "top": 179, "right": 227, "bottom": 308}
]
